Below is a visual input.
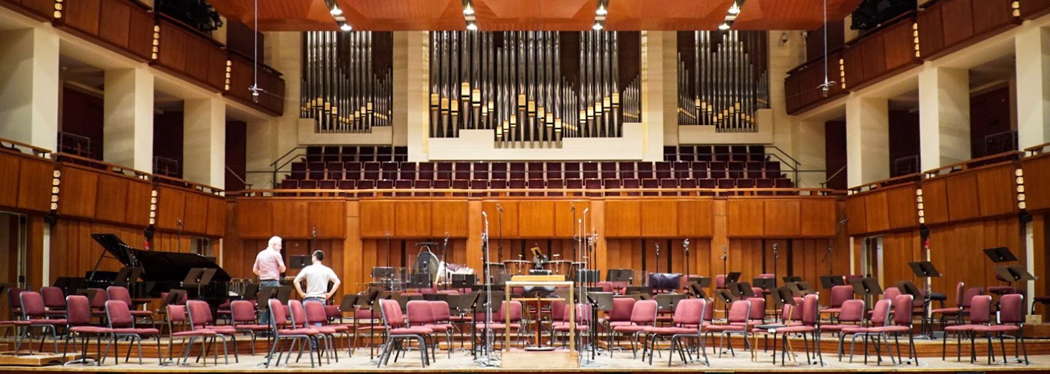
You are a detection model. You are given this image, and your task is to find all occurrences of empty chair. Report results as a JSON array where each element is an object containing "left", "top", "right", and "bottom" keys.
[
  {"left": 376, "top": 299, "right": 433, "bottom": 367},
  {"left": 325, "top": 162, "right": 344, "bottom": 180},
  {"left": 229, "top": 300, "right": 269, "bottom": 355},
  {"left": 717, "top": 179, "right": 735, "bottom": 190},
  {"left": 527, "top": 162, "right": 545, "bottom": 179},
  {"left": 584, "top": 179, "right": 603, "bottom": 197},
  {"left": 641, "top": 179, "right": 659, "bottom": 196},
  {"left": 672, "top": 162, "right": 691, "bottom": 179},
  {"left": 736, "top": 179, "right": 756, "bottom": 191},
  {"left": 969, "top": 293, "right": 1028, "bottom": 365},
  {"left": 660, "top": 179, "right": 678, "bottom": 196},
  {"left": 62, "top": 295, "right": 111, "bottom": 365},
  {"left": 637, "top": 162, "right": 654, "bottom": 179},
  {"left": 298, "top": 180, "right": 317, "bottom": 192},
  {"left": 508, "top": 179, "right": 525, "bottom": 197},
  {"left": 564, "top": 179, "right": 583, "bottom": 195},
  {"left": 453, "top": 162, "right": 471, "bottom": 180},
  {"left": 435, "top": 162, "right": 453, "bottom": 180},
  {"left": 337, "top": 180, "right": 356, "bottom": 190},
  {"left": 604, "top": 179, "right": 621, "bottom": 196},
  {"left": 622, "top": 179, "right": 641, "bottom": 196},
  {"left": 610, "top": 299, "right": 658, "bottom": 358},
  {"left": 380, "top": 162, "right": 399, "bottom": 180},
  {"left": 417, "top": 163, "right": 435, "bottom": 180},
  {"left": 279, "top": 179, "right": 298, "bottom": 189},
  {"left": 318, "top": 180, "right": 336, "bottom": 189},
  {"left": 527, "top": 179, "right": 547, "bottom": 197},
  {"left": 563, "top": 162, "right": 581, "bottom": 179},
  {"left": 377, "top": 146, "right": 393, "bottom": 161},
  {"left": 546, "top": 179, "right": 564, "bottom": 197},
  {"left": 472, "top": 163, "right": 489, "bottom": 180},
  {"left": 582, "top": 162, "right": 599, "bottom": 179},
  {"left": 104, "top": 299, "right": 164, "bottom": 365},
  {"left": 17, "top": 291, "right": 64, "bottom": 353},
  {"left": 600, "top": 162, "right": 618, "bottom": 179},
  {"left": 394, "top": 180, "right": 413, "bottom": 197},
  {"left": 643, "top": 298, "right": 709, "bottom": 366},
  {"left": 451, "top": 180, "right": 468, "bottom": 197},
  {"left": 678, "top": 179, "right": 697, "bottom": 194},
  {"left": 264, "top": 299, "right": 321, "bottom": 368},
  {"left": 618, "top": 162, "right": 636, "bottom": 179},
  {"left": 290, "top": 163, "right": 306, "bottom": 180},
  {"left": 343, "top": 162, "right": 362, "bottom": 179},
  {"left": 339, "top": 146, "right": 358, "bottom": 161},
  {"left": 469, "top": 180, "right": 488, "bottom": 197},
  {"left": 508, "top": 162, "right": 526, "bottom": 180},
  {"left": 655, "top": 162, "right": 672, "bottom": 179},
  {"left": 678, "top": 146, "right": 696, "bottom": 162},
  {"left": 399, "top": 163, "right": 417, "bottom": 180},
  {"left": 322, "top": 146, "right": 340, "bottom": 162},
  {"left": 107, "top": 286, "right": 154, "bottom": 325},
  {"left": 663, "top": 146, "right": 678, "bottom": 161},
  {"left": 766, "top": 161, "right": 781, "bottom": 173},
  {"left": 306, "top": 146, "right": 323, "bottom": 162},
  {"left": 491, "top": 162, "right": 508, "bottom": 180},
  {"left": 40, "top": 287, "right": 66, "bottom": 317},
  {"left": 704, "top": 299, "right": 752, "bottom": 358},
  {"left": 362, "top": 162, "right": 381, "bottom": 180}
]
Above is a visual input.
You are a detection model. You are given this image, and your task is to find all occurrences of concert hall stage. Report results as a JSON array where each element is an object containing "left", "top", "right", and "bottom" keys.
[{"left": 2, "top": 336, "right": 1049, "bottom": 373}]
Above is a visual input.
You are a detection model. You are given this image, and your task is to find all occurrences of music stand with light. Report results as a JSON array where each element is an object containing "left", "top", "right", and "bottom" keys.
[{"left": 820, "top": 275, "right": 845, "bottom": 290}]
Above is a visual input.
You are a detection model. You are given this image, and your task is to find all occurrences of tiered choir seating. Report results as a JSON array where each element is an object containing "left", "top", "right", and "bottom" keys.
[{"left": 277, "top": 144, "right": 794, "bottom": 193}]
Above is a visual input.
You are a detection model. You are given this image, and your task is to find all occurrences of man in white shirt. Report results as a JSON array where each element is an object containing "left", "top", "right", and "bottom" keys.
[{"left": 294, "top": 250, "right": 342, "bottom": 312}]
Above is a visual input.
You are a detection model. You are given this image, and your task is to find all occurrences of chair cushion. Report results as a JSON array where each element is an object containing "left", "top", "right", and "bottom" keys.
[
  {"left": 234, "top": 324, "right": 271, "bottom": 331},
  {"left": 27, "top": 319, "right": 66, "bottom": 325},
  {"left": 129, "top": 310, "right": 153, "bottom": 316},
  {"left": 389, "top": 327, "right": 433, "bottom": 335},
  {"left": 866, "top": 325, "right": 910, "bottom": 333},
  {"left": 205, "top": 325, "right": 238, "bottom": 334},
  {"left": 0, "top": 320, "right": 31, "bottom": 326},
  {"left": 821, "top": 324, "right": 860, "bottom": 332},
  {"left": 475, "top": 323, "right": 520, "bottom": 330},
  {"left": 822, "top": 307, "right": 842, "bottom": 314},
  {"left": 278, "top": 328, "right": 320, "bottom": 336},
  {"left": 612, "top": 325, "right": 648, "bottom": 333},
  {"left": 704, "top": 324, "right": 745, "bottom": 332},
  {"left": 774, "top": 325, "right": 815, "bottom": 334},
  {"left": 971, "top": 325, "right": 1020, "bottom": 333},
  {"left": 944, "top": 324, "right": 983, "bottom": 332},
  {"left": 645, "top": 326, "right": 695, "bottom": 335},
  {"left": 840, "top": 326, "right": 870, "bottom": 334},
  {"left": 71, "top": 326, "right": 110, "bottom": 334},
  {"left": 930, "top": 307, "right": 960, "bottom": 314},
  {"left": 112, "top": 327, "right": 160, "bottom": 335},
  {"left": 314, "top": 326, "right": 339, "bottom": 334},
  {"left": 553, "top": 324, "right": 590, "bottom": 332},
  {"left": 424, "top": 323, "right": 452, "bottom": 332},
  {"left": 173, "top": 329, "right": 217, "bottom": 337},
  {"left": 608, "top": 321, "right": 633, "bottom": 327}
]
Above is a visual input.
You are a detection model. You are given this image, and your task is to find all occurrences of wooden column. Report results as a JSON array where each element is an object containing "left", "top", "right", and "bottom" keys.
[
  {"left": 466, "top": 201, "right": 483, "bottom": 276},
  {"left": 710, "top": 200, "right": 729, "bottom": 276},
  {"left": 591, "top": 200, "right": 607, "bottom": 278},
  {"left": 345, "top": 201, "right": 365, "bottom": 293}
]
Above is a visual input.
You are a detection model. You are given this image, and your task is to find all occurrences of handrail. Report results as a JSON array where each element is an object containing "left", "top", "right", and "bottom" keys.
[
  {"left": 54, "top": 152, "right": 153, "bottom": 181},
  {"left": 227, "top": 187, "right": 847, "bottom": 199},
  {"left": 0, "top": 137, "right": 53, "bottom": 158},
  {"left": 1022, "top": 141, "right": 1050, "bottom": 156},
  {"left": 152, "top": 173, "right": 225, "bottom": 196},
  {"left": 847, "top": 173, "right": 922, "bottom": 195},
  {"left": 821, "top": 165, "right": 846, "bottom": 188},
  {"left": 922, "top": 150, "right": 1021, "bottom": 179},
  {"left": 225, "top": 166, "right": 252, "bottom": 190}
]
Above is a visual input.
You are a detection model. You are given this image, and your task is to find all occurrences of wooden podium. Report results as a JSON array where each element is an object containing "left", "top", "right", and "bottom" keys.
[{"left": 503, "top": 276, "right": 576, "bottom": 352}]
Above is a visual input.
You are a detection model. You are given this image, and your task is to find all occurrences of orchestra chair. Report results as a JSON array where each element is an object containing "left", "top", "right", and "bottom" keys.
[
  {"left": 61, "top": 295, "right": 111, "bottom": 365},
  {"left": 643, "top": 298, "right": 708, "bottom": 366},
  {"left": 821, "top": 285, "right": 854, "bottom": 322},
  {"left": 166, "top": 304, "right": 218, "bottom": 366},
  {"left": 850, "top": 295, "right": 918, "bottom": 366},
  {"left": 351, "top": 299, "right": 384, "bottom": 359},
  {"left": 770, "top": 294, "right": 824, "bottom": 366},
  {"left": 473, "top": 300, "right": 525, "bottom": 351},
  {"left": 754, "top": 298, "right": 804, "bottom": 356},
  {"left": 840, "top": 298, "right": 891, "bottom": 364},
  {"left": 426, "top": 300, "right": 456, "bottom": 357},
  {"left": 187, "top": 300, "right": 239, "bottom": 364},
  {"left": 818, "top": 299, "right": 864, "bottom": 360},
  {"left": 377, "top": 298, "right": 432, "bottom": 368},
  {"left": 746, "top": 297, "right": 766, "bottom": 325},
  {"left": 264, "top": 298, "right": 322, "bottom": 368},
  {"left": 87, "top": 288, "right": 108, "bottom": 318},
  {"left": 102, "top": 299, "right": 162, "bottom": 365},
  {"left": 553, "top": 303, "right": 592, "bottom": 349},
  {"left": 603, "top": 297, "right": 636, "bottom": 354},
  {"left": 230, "top": 300, "right": 270, "bottom": 355},
  {"left": 19, "top": 291, "right": 65, "bottom": 353},
  {"left": 704, "top": 299, "right": 752, "bottom": 358},
  {"left": 942, "top": 294, "right": 991, "bottom": 362},
  {"left": 970, "top": 294, "right": 1029, "bottom": 365},
  {"left": 305, "top": 300, "right": 351, "bottom": 361},
  {"left": 288, "top": 300, "right": 331, "bottom": 365},
  {"left": 611, "top": 299, "right": 657, "bottom": 359},
  {"left": 6, "top": 287, "right": 24, "bottom": 320},
  {"left": 934, "top": 285, "right": 983, "bottom": 327},
  {"left": 41, "top": 287, "right": 67, "bottom": 317},
  {"left": 106, "top": 286, "right": 153, "bottom": 327}
]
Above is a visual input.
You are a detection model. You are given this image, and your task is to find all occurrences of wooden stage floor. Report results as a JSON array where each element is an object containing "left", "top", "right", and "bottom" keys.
[{"left": 0, "top": 347, "right": 1047, "bottom": 373}]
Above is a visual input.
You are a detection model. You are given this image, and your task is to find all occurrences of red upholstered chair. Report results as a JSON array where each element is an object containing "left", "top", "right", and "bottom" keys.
[
  {"left": 264, "top": 298, "right": 322, "bottom": 368},
  {"left": 603, "top": 297, "right": 635, "bottom": 350},
  {"left": 772, "top": 294, "right": 824, "bottom": 366},
  {"left": 106, "top": 286, "right": 153, "bottom": 325},
  {"left": 19, "top": 291, "right": 65, "bottom": 353},
  {"left": 304, "top": 300, "right": 349, "bottom": 362},
  {"left": 822, "top": 285, "right": 855, "bottom": 318},
  {"left": 62, "top": 295, "right": 111, "bottom": 365},
  {"left": 426, "top": 301, "right": 455, "bottom": 357},
  {"left": 821, "top": 299, "right": 865, "bottom": 359},
  {"left": 553, "top": 303, "right": 592, "bottom": 348},
  {"left": 230, "top": 300, "right": 270, "bottom": 354},
  {"left": 705, "top": 299, "right": 752, "bottom": 358},
  {"left": 847, "top": 295, "right": 918, "bottom": 366},
  {"left": 942, "top": 294, "right": 991, "bottom": 362},
  {"left": 745, "top": 297, "right": 766, "bottom": 325},
  {"left": 40, "top": 287, "right": 67, "bottom": 317},
  {"left": 643, "top": 298, "right": 708, "bottom": 366},
  {"left": 166, "top": 304, "right": 213, "bottom": 365},
  {"left": 840, "top": 298, "right": 891, "bottom": 364},
  {"left": 474, "top": 300, "right": 524, "bottom": 349},
  {"left": 187, "top": 300, "right": 238, "bottom": 364},
  {"left": 377, "top": 298, "right": 432, "bottom": 367},
  {"left": 103, "top": 299, "right": 162, "bottom": 365},
  {"left": 611, "top": 299, "right": 658, "bottom": 358},
  {"left": 970, "top": 293, "right": 1028, "bottom": 365}
]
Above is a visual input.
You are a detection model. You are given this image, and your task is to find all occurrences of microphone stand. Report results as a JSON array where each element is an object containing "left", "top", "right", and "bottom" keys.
[
  {"left": 496, "top": 204, "right": 504, "bottom": 261},
  {"left": 683, "top": 239, "right": 690, "bottom": 280},
  {"left": 476, "top": 211, "right": 500, "bottom": 366}
]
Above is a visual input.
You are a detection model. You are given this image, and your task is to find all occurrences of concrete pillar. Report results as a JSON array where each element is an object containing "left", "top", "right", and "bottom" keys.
[
  {"left": 263, "top": 32, "right": 302, "bottom": 160},
  {"left": 1016, "top": 26, "right": 1050, "bottom": 149},
  {"left": 103, "top": 68, "right": 155, "bottom": 171},
  {"left": 641, "top": 31, "right": 673, "bottom": 162},
  {"left": 793, "top": 120, "right": 827, "bottom": 188},
  {"left": 0, "top": 28, "right": 59, "bottom": 150},
  {"left": 918, "top": 65, "right": 970, "bottom": 169},
  {"left": 771, "top": 31, "right": 807, "bottom": 159},
  {"left": 845, "top": 94, "right": 890, "bottom": 186},
  {"left": 183, "top": 97, "right": 225, "bottom": 188},
  {"left": 399, "top": 31, "right": 430, "bottom": 161}
]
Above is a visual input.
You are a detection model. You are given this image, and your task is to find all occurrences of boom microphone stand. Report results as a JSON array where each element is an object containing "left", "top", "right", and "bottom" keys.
[{"left": 476, "top": 211, "right": 500, "bottom": 367}]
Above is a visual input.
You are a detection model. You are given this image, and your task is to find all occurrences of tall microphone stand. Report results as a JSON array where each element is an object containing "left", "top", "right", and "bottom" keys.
[
  {"left": 683, "top": 239, "right": 690, "bottom": 279},
  {"left": 476, "top": 211, "right": 500, "bottom": 367}
]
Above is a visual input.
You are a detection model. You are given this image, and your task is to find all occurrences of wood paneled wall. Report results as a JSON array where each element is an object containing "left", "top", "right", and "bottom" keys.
[
  {"left": 0, "top": 149, "right": 52, "bottom": 214},
  {"left": 57, "top": 0, "right": 153, "bottom": 60},
  {"left": 929, "top": 217, "right": 1022, "bottom": 301},
  {"left": 1023, "top": 154, "right": 1050, "bottom": 213},
  {"left": 725, "top": 198, "right": 838, "bottom": 238},
  {"left": 155, "top": 16, "right": 226, "bottom": 91}
]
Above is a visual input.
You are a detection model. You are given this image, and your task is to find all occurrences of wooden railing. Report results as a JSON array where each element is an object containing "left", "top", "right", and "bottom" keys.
[
  {"left": 227, "top": 187, "right": 846, "bottom": 199},
  {"left": 787, "top": 0, "right": 1047, "bottom": 115},
  {"left": 0, "top": 0, "right": 286, "bottom": 116}
]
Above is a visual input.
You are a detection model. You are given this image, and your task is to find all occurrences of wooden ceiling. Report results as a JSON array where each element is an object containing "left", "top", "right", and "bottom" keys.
[{"left": 210, "top": 0, "right": 861, "bottom": 31}]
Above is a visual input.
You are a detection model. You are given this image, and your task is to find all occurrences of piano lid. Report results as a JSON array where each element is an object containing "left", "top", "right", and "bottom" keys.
[{"left": 91, "top": 233, "right": 230, "bottom": 283}]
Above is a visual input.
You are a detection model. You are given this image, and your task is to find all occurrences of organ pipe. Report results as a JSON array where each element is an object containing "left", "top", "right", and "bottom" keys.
[
  {"left": 301, "top": 31, "right": 392, "bottom": 133},
  {"left": 428, "top": 31, "right": 639, "bottom": 145},
  {"left": 677, "top": 30, "right": 768, "bottom": 132}
]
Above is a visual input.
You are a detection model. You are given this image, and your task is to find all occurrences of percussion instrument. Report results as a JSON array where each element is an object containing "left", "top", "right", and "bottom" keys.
[
  {"left": 544, "top": 260, "right": 573, "bottom": 275},
  {"left": 504, "top": 260, "right": 531, "bottom": 276}
]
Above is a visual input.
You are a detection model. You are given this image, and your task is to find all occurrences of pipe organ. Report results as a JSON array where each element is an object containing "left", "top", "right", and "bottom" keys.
[
  {"left": 301, "top": 31, "right": 394, "bottom": 133},
  {"left": 429, "top": 31, "right": 641, "bottom": 146},
  {"left": 677, "top": 31, "right": 769, "bottom": 132}
]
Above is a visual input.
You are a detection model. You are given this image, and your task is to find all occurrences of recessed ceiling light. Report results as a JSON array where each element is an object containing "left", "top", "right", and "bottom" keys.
[
  {"left": 592, "top": 21, "right": 603, "bottom": 30},
  {"left": 718, "top": 22, "right": 730, "bottom": 31},
  {"left": 466, "top": 22, "right": 478, "bottom": 31},
  {"left": 340, "top": 23, "right": 352, "bottom": 32}
]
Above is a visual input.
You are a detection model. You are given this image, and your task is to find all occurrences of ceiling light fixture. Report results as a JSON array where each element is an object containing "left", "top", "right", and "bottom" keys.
[
  {"left": 340, "top": 22, "right": 352, "bottom": 32},
  {"left": 718, "top": 22, "right": 730, "bottom": 31},
  {"left": 330, "top": 4, "right": 343, "bottom": 16},
  {"left": 727, "top": 2, "right": 740, "bottom": 15},
  {"left": 592, "top": 21, "right": 604, "bottom": 30},
  {"left": 466, "top": 21, "right": 478, "bottom": 31},
  {"left": 463, "top": 4, "right": 474, "bottom": 15},
  {"left": 596, "top": 4, "right": 607, "bottom": 16}
]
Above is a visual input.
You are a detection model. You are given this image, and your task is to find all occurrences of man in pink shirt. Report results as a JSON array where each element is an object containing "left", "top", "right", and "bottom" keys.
[{"left": 253, "top": 236, "right": 286, "bottom": 323}]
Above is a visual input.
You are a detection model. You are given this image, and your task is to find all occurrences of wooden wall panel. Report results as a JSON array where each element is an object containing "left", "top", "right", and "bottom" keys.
[
  {"left": 885, "top": 184, "right": 919, "bottom": 230},
  {"left": 881, "top": 19, "right": 915, "bottom": 72},
  {"left": 394, "top": 201, "right": 432, "bottom": 238},
  {"left": 945, "top": 173, "right": 980, "bottom": 221},
  {"left": 800, "top": 198, "right": 837, "bottom": 237},
  {"left": 235, "top": 199, "right": 273, "bottom": 238},
  {"left": 0, "top": 154, "right": 19, "bottom": 208},
  {"left": 553, "top": 201, "right": 586, "bottom": 238},
  {"left": 970, "top": 0, "right": 1015, "bottom": 37},
  {"left": 270, "top": 200, "right": 308, "bottom": 238},
  {"left": 18, "top": 158, "right": 52, "bottom": 213},
  {"left": 359, "top": 201, "right": 395, "bottom": 238},
  {"left": 641, "top": 200, "right": 678, "bottom": 237},
  {"left": 929, "top": 217, "right": 1020, "bottom": 298},
  {"left": 845, "top": 194, "right": 868, "bottom": 235},
  {"left": 205, "top": 198, "right": 226, "bottom": 237},
  {"left": 517, "top": 201, "right": 555, "bottom": 238},
  {"left": 882, "top": 230, "right": 922, "bottom": 286},
  {"left": 431, "top": 200, "right": 468, "bottom": 237},
  {"left": 98, "top": 0, "right": 130, "bottom": 48},
  {"left": 307, "top": 201, "right": 346, "bottom": 238},
  {"left": 58, "top": 166, "right": 98, "bottom": 219},
  {"left": 975, "top": 165, "right": 1016, "bottom": 217},
  {"left": 155, "top": 186, "right": 185, "bottom": 231},
  {"left": 677, "top": 199, "right": 713, "bottom": 238},
  {"left": 921, "top": 178, "right": 949, "bottom": 224},
  {"left": 125, "top": 180, "right": 150, "bottom": 227},
  {"left": 63, "top": 0, "right": 101, "bottom": 36},
  {"left": 125, "top": 4, "right": 153, "bottom": 59},
  {"left": 93, "top": 174, "right": 128, "bottom": 224},
  {"left": 604, "top": 200, "right": 641, "bottom": 237},
  {"left": 939, "top": 0, "right": 975, "bottom": 48},
  {"left": 917, "top": 3, "right": 945, "bottom": 56},
  {"left": 763, "top": 199, "right": 800, "bottom": 237},
  {"left": 1023, "top": 155, "right": 1050, "bottom": 212},
  {"left": 182, "top": 192, "right": 209, "bottom": 234},
  {"left": 482, "top": 201, "right": 518, "bottom": 237},
  {"left": 864, "top": 192, "right": 890, "bottom": 233},
  {"left": 726, "top": 199, "right": 764, "bottom": 237}
]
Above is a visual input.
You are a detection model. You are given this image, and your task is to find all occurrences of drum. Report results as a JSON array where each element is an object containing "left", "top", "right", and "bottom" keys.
[
  {"left": 503, "top": 260, "right": 531, "bottom": 276},
  {"left": 544, "top": 260, "right": 573, "bottom": 275}
]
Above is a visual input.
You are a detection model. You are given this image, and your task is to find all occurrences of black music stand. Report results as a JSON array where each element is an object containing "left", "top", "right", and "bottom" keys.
[
  {"left": 725, "top": 272, "right": 742, "bottom": 284},
  {"left": 688, "top": 283, "right": 708, "bottom": 298},
  {"left": 688, "top": 276, "right": 711, "bottom": 288},
  {"left": 782, "top": 275, "right": 803, "bottom": 284},
  {"left": 181, "top": 268, "right": 204, "bottom": 288},
  {"left": 753, "top": 277, "right": 776, "bottom": 291},
  {"left": 728, "top": 282, "right": 755, "bottom": 299},
  {"left": 983, "top": 247, "right": 1017, "bottom": 263},
  {"left": 997, "top": 264, "right": 1037, "bottom": 299},
  {"left": 607, "top": 269, "right": 634, "bottom": 284},
  {"left": 715, "top": 289, "right": 735, "bottom": 319},
  {"left": 655, "top": 293, "right": 687, "bottom": 312},
  {"left": 451, "top": 273, "right": 476, "bottom": 288},
  {"left": 787, "top": 281, "right": 816, "bottom": 296},
  {"left": 862, "top": 277, "right": 883, "bottom": 296},
  {"left": 409, "top": 272, "right": 432, "bottom": 288},
  {"left": 820, "top": 275, "right": 846, "bottom": 290},
  {"left": 275, "top": 286, "right": 292, "bottom": 304},
  {"left": 588, "top": 292, "right": 614, "bottom": 312},
  {"left": 625, "top": 286, "right": 652, "bottom": 296}
]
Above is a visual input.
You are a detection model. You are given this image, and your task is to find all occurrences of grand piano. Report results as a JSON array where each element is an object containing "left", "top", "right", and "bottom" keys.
[{"left": 84, "top": 233, "right": 230, "bottom": 305}]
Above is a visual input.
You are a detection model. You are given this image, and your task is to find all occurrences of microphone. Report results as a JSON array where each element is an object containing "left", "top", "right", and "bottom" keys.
[
  {"left": 682, "top": 239, "right": 690, "bottom": 253},
  {"left": 655, "top": 243, "right": 661, "bottom": 258},
  {"left": 720, "top": 246, "right": 728, "bottom": 261},
  {"left": 772, "top": 242, "right": 779, "bottom": 258},
  {"left": 311, "top": 225, "right": 318, "bottom": 239}
]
